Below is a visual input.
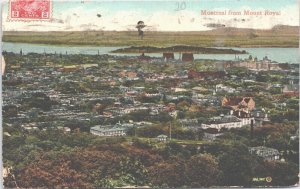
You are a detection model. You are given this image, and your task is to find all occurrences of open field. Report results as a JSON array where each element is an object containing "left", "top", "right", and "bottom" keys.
[{"left": 2, "top": 25, "right": 299, "bottom": 47}]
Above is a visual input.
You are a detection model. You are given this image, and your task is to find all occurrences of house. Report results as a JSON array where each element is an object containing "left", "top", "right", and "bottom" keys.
[
  {"left": 231, "top": 109, "right": 255, "bottom": 126},
  {"left": 282, "top": 84, "right": 299, "bottom": 97},
  {"left": 62, "top": 65, "right": 80, "bottom": 72},
  {"left": 218, "top": 57, "right": 287, "bottom": 71},
  {"left": 268, "top": 63, "right": 281, "bottom": 70},
  {"left": 201, "top": 115, "right": 245, "bottom": 131},
  {"left": 144, "top": 91, "right": 161, "bottom": 97},
  {"left": 222, "top": 96, "right": 255, "bottom": 111},
  {"left": 290, "top": 129, "right": 299, "bottom": 141},
  {"left": 192, "top": 86, "right": 208, "bottom": 93},
  {"left": 171, "top": 87, "right": 188, "bottom": 92},
  {"left": 81, "top": 64, "right": 98, "bottom": 69},
  {"left": 203, "top": 128, "right": 223, "bottom": 141},
  {"left": 119, "top": 71, "right": 138, "bottom": 79},
  {"left": 255, "top": 56, "right": 271, "bottom": 70},
  {"left": 157, "top": 134, "right": 168, "bottom": 142},
  {"left": 125, "top": 90, "right": 138, "bottom": 97},
  {"left": 3, "top": 132, "right": 11, "bottom": 137},
  {"left": 63, "top": 127, "right": 71, "bottom": 133},
  {"left": 251, "top": 108, "right": 270, "bottom": 126},
  {"left": 192, "top": 94, "right": 220, "bottom": 106},
  {"left": 287, "top": 76, "right": 299, "bottom": 85},
  {"left": 178, "top": 119, "right": 200, "bottom": 130},
  {"left": 3, "top": 167, "right": 12, "bottom": 178},
  {"left": 165, "top": 103, "right": 176, "bottom": 112},
  {"left": 215, "top": 84, "right": 236, "bottom": 93},
  {"left": 163, "top": 52, "right": 174, "bottom": 60},
  {"left": 90, "top": 126, "right": 126, "bottom": 137},
  {"left": 21, "top": 123, "right": 39, "bottom": 131},
  {"left": 182, "top": 53, "right": 194, "bottom": 62},
  {"left": 249, "top": 146, "right": 280, "bottom": 161}
]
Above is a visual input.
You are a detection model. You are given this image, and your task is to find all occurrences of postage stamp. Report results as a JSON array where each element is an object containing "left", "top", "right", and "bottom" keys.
[
  {"left": 8, "top": 0, "right": 52, "bottom": 21},
  {"left": 1, "top": 0, "right": 299, "bottom": 188}
]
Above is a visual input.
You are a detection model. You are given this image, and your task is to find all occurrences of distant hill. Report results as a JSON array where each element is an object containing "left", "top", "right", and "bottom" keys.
[
  {"left": 201, "top": 25, "right": 298, "bottom": 36},
  {"left": 3, "top": 25, "right": 299, "bottom": 47}
]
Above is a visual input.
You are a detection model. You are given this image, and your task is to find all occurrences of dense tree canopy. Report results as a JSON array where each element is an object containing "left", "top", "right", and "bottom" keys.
[{"left": 3, "top": 124, "right": 299, "bottom": 188}]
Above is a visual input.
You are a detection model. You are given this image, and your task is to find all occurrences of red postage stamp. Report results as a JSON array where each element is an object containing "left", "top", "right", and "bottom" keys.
[{"left": 8, "top": 0, "right": 52, "bottom": 21}]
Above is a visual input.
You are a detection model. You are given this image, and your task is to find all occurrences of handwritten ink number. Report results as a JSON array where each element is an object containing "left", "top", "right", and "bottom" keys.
[{"left": 175, "top": 1, "right": 186, "bottom": 11}]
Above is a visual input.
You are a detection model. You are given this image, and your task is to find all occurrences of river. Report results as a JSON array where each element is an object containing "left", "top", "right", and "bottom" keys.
[{"left": 2, "top": 42, "right": 299, "bottom": 64}]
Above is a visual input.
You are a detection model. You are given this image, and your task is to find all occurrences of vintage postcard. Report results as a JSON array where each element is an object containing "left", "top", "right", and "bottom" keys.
[{"left": 1, "top": 0, "right": 299, "bottom": 188}]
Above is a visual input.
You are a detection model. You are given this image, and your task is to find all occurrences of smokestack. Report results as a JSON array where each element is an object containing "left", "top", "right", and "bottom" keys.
[
  {"left": 169, "top": 122, "right": 172, "bottom": 141},
  {"left": 250, "top": 119, "right": 254, "bottom": 139}
]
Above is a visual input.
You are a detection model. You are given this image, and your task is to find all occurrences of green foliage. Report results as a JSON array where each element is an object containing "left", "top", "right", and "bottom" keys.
[
  {"left": 185, "top": 154, "right": 221, "bottom": 187},
  {"left": 55, "top": 81, "right": 90, "bottom": 94},
  {"left": 218, "top": 143, "right": 257, "bottom": 186},
  {"left": 148, "top": 157, "right": 186, "bottom": 187},
  {"left": 22, "top": 92, "right": 56, "bottom": 111},
  {"left": 263, "top": 161, "right": 299, "bottom": 186},
  {"left": 136, "top": 125, "right": 167, "bottom": 138},
  {"left": 161, "top": 142, "right": 191, "bottom": 159},
  {"left": 64, "top": 120, "right": 90, "bottom": 132},
  {"left": 119, "top": 157, "right": 149, "bottom": 186},
  {"left": 256, "top": 73, "right": 270, "bottom": 82},
  {"left": 3, "top": 127, "right": 299, "bottom": 188},
  {"left": 94, "top": 178, "right": 114, "bottom": 188},
  {"left": 3, "top": 105, "right": 18, "bottom": 117}
]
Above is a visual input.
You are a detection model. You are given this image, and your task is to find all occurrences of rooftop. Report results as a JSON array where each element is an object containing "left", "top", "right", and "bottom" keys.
[{"left": 204, "top": 115, "right": 241, "bottom": 124}]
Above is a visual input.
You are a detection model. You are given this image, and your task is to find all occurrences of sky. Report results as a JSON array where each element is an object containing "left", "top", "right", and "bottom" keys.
[{"left": 1, "top": 0, "right": 299, "bottom": 31}]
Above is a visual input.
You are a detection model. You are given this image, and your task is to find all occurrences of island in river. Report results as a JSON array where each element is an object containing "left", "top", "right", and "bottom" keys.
[{"left": 111, "top": 45, "right": 247, "bottom": 54}]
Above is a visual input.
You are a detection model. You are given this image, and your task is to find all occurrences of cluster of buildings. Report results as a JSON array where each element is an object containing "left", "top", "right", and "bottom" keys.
[
  {"left": 2, "top": 51, "right": 297, "bottom": 159},
  {"left": 216, "top": 56, "right": 293, "bottom": 71}
]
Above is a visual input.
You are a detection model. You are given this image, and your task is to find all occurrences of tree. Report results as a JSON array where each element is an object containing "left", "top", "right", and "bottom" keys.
[
  {"left": 263, "top": 161, "right": 298, "bottom": 186},
  {"left": 64, "top": 120, "right": 89, "bottom": 132},
  {"left": 177, "top": 100, "right": 190, "bottom": 111},
  {"left": 24, "top": 92, "right": 56, "bottom": 111},
  {"left": 3, "top": 135, "right": 26, "bottom": 150},
  {"left": 3, "top": 105, "right": 18, "bottom": 117},
  {"left": 136, "top": 124, "right": 166, "bottom": 138},
  {"left": 92, "top": 103, "right": 107, "bottom": 114},
  {"left": 256, "top": 73, "right": 269, "bottom": 82},
  {"left": 218, "top": 143, "right": 256, "bottom": 186},
  {"left": 158, "top": 142, "right": 191, "bottom": 159},
  {"left": 17, "top": 157, "right": 87, "bottom": 188},
  {"left": 119, "top": 157, "right": 148, "bottom": 186},
  {"left": 148, "top": 157, "right": 185, "bottom": 187},
  {"left": 185, "top": 154, "right": 221, "bottom": 187}
]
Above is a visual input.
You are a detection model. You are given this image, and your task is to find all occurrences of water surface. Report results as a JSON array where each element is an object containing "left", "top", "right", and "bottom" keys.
[{"left": 3, "top": 42, "right": 299, "bottom": 63}]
